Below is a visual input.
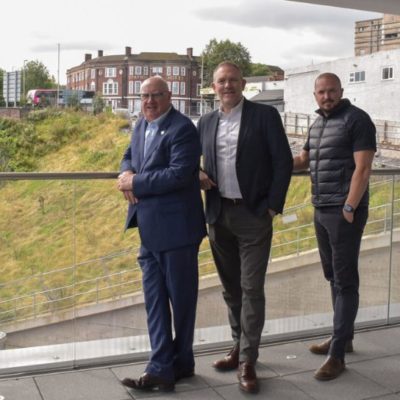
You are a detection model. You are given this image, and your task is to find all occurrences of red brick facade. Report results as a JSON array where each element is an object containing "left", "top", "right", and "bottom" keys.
[{"left": 66, "top": 46, "right": 202, "bottom": 117}]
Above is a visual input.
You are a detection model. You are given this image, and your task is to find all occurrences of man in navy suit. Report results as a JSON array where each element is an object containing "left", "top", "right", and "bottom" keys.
[
  {"left": 198, "top": 62, "right": 293, "bottom": 393},
  {"left": 117, "top": 76, "right": 206, "bottom": 392}
]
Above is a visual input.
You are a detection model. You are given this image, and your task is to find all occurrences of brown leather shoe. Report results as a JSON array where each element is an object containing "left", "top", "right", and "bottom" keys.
[
  {"left": 309, "top": 337, "right": 353, "bottom": 355},
  {"left": 212, "top": 345, "right": 239, "bottom": 371},
  {"left": 121, "top": 372, "right": 175, "bottom": 392},
  {"left": 314, "top": 356, "right": 345, "bottom": 381},
  {"left": 237, "top": 362, "right": 259, "bottom": 393}
]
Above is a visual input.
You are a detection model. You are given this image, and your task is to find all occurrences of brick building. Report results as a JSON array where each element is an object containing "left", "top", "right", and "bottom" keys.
[
  {"left": 355, "top": 14, "right": 400, "bottom": 56},
  {"left": 66, "top": 46, "right": 202, "bottom": 117}
]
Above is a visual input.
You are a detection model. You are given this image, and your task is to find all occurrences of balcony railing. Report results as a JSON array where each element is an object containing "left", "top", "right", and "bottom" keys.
[{"left": 0, "top": 170, "right": 399, "bottom": 376}]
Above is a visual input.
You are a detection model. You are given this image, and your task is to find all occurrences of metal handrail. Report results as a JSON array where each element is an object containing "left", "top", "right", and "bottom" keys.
[{"left": 1, "top": 168, "right": 400, "bottom": 181}]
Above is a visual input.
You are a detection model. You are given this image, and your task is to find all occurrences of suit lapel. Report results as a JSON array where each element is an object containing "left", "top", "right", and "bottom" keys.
[
  {"left": 136, "top": 119, "right": 146, "bottom": 168},
  {"left": 209, "top": 111, "right": 219, "bottom": 175},
  {"left": 141, "top": 110, "right": 173, "bottom": 169},
  {"left": 236, "top": 99, "right": 252, "bottom": 159}
]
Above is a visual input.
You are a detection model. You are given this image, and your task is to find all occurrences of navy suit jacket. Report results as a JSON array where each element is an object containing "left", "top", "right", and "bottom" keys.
[
  {"left": 121, "top": 107, "right": 206, "bottom": 252},
  {"left": 198, "top": 98, "right": 293, "bottom": 224}
]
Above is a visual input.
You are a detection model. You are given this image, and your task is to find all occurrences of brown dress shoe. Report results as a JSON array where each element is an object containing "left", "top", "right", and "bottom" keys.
[
  {"left": 212, "top": 345, "right": 239, "bottom": 371},
  {"left": 309, "top": 337, "right": 353, "bottom": 355},
  {"left": 237, "top": 362, "right": 259, "bottom": 393},
  {"left": 314, "top": 356, "right": 345, "bottom": 381},
  {"left": 121, "top": 372, "right": 175, "bottom": 392}
]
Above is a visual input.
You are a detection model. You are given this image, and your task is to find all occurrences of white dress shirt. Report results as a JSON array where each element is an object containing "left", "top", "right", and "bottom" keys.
[{"left": 216, "top": 98, "right": 244, "bottom": 199}]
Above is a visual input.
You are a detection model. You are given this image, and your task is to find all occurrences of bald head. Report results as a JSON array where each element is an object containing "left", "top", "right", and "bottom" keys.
[
  {"left": 314, "top": 73, "right": 342, "bottom": 90},
  {"left": 140, "top": 76, "right": 172, "bottom": 121}
]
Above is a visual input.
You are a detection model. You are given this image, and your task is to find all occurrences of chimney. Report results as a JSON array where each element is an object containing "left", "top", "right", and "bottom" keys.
[
  {"left": 186, "top": 47, "right": 193, "bottom": 59},
  {"left": 98, "top": 50, "right": 103, "bottom": 58},
  {"left": 125, "top": 46, "right": 132, "bottom": 56},
  {"left": 85, "top": 53, "right": 92, "bottom": 62}
]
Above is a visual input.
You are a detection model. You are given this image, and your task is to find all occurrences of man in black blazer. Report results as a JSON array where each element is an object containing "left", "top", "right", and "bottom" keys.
[{"left": 198, "top": 62, "right": 293, "bottom": 393}]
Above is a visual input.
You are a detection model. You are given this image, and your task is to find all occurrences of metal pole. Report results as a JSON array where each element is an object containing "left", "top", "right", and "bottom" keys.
[
  {"left": 23, "top": 60, "right": 27, "bottom": 102},
  {"left": 57, "top": 43, "right": 60, "bottom": 108}
]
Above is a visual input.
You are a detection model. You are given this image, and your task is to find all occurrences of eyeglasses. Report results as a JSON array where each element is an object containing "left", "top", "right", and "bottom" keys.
[{"left": 140, "top": 92, "right": 165, "bottom": 100}]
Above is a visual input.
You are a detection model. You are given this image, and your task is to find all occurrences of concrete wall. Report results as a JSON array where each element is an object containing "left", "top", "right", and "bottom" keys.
[
  {"left": 284, "top": 48, "right": 400, "bottom": 121},
  {"left": 0, "top": 107, "right": 30, "bottom": 119}
]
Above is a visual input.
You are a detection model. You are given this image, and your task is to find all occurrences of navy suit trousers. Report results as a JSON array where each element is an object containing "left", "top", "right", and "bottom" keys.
[{"left": 138, "top": 243, "right": 200, "bottom": 381}]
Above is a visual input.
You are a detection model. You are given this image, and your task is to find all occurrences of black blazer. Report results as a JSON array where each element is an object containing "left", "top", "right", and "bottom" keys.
[{"left": 198, "top": 98, "right": 293, "bottom": 224}]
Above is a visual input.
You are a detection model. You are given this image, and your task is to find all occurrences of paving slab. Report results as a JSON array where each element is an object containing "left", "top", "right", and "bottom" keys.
[
  {"left": 34, "top": 368, "right": 132, "bottom": 400},
  {"left": 0, "top": 377, "right": 43, "bottom": 400},
  {"left": 285, "top": 366, "right": 391, "bottom": 400}
]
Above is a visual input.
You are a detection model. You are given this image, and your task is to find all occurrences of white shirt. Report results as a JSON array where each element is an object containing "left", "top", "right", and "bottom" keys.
[{"left": 216, "top": 98, "right": 244, "bottom": 199}]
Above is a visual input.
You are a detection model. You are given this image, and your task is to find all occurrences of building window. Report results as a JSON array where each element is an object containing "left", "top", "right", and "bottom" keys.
[
  {"left": 349, "top": 71, "right": 365, "bottom": 83},
  {"left": 105, "top": 67, "right": 117, "bottom": 78},
  {"left": 90, "top": 82, "right": 96, "bottom": 91},
  {"left": 173, "top": 66, "right": 180, "bottom": 76},
  {"left": 172, "top": 81, "right": 179, "bottom": 94},
  {"left": 167, "top": 81, "right": 172, "bottom": 91},
  {"left": 385, "top": 33, "right": 398, "bottom": 40},
  {"left": 180, "top": 100, "right": 185, "bottom": 113},
  {"left": 103, "top": 80, "right": 118, "bottom": 95},
  {"left": 196, "top": 101, "right": 201, "bottom": 114},
  {"left": 129, "top": 66, "right": 134, "bottom": 76},
  {"left": 134, "top": 81, "right": 141, "bottom": 94},
  {"left": 91, "top": 69, "right": 96, "bottom": 79},
  {"left": 181, "top": 67, "right": 186, "bottom": 76},
  {"left": 172, "top": 100, "right": 179, "bottom": 109},
  {"left": 382, "top": 66, "right": 394, "bottom": 80},
  {"left": 152, "top": 66, "right": 163, "bottom": 75},
  {"left": 128, "top": 81, "right": 134, "bottom": 95},
  {"left": 180, "top": 82, "right": 186, "bottom": 95},
  {"left": 135, "top": 66, "right": 142, "bottom": 75},
  {"left": 166, "top": 66, "right": 171, "bottom": 76},
  {"left": 193, "top": 70, "right": 197, "bottom": 76},
  {"left": 197, "top": 84, "right": 201, "bottom": 96},
  {"left": 143, "top": 66, "right": 149, "bottom": 75}
]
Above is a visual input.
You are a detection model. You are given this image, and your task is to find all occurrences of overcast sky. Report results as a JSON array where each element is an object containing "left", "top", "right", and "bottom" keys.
[{"left": 1, "top": 0, "right": 379, "bottom": 84}]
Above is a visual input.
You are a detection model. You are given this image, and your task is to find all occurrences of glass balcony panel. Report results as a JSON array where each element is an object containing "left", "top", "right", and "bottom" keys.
[
  {"left": 0, "top": 179, "right": 76, "bottom": 373},
  {"left": 389, "top": 174, "right": 400, "bottom": 322},
  {"left": 0, "top": 171, "right": 398, "bottom": 376},
  {"left": 357, "top": 175, "right": 393, "bottom": 326}
]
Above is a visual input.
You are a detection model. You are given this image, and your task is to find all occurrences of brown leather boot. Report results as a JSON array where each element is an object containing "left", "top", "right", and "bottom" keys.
[
  {"left": 212, "top": 345, "right": 239, "bottom": 371},
  {"left": 237, "top": 362, "right": 259, "bottom": 393},
  {"left": 309, "top": 337, "right": 353, "bottom": 355},
  {"left": 314, "top": 356, "right": 345, "bottom": 380}
]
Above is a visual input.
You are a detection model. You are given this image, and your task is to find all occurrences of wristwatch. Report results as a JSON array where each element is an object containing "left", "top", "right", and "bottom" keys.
[{"left": 343, "top": 203, "right": 355, "bottom": 213}]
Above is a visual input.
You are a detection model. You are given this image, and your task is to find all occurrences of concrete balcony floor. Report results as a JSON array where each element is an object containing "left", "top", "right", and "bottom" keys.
[{"left": 1, "top": 325, "right": 400, "bottom": 400}]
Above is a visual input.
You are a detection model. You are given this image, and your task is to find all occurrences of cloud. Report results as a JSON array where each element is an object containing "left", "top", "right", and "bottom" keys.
[
  {"left": 31, "top": 42, "right": 115, "bottom": 53},
  {"left": 194, "top": 0, "right": 379, "bottom": 35}
]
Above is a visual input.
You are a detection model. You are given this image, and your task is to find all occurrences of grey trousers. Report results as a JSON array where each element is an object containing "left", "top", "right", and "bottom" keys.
[{"left": 209, "top": 200, "right": 273, "bottom": 364}]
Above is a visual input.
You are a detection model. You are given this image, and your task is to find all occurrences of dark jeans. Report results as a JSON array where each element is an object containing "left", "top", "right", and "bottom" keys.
[
  {"left": 209, "top": 200, "right": 273, "bottom": 364},
  {"left": 314, "top": 206, "right": 368, "bottom": 360}
]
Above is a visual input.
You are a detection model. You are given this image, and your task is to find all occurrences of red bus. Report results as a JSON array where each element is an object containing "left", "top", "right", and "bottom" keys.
[
  {"left": 26, "top": 89, "right": 94, "bottom": 107},
  {"left": 26, "top": 89, "right": 60, "bottom": 107}
]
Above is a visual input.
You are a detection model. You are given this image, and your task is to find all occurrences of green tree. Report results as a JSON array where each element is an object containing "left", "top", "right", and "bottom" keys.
[
  {"left": 92, "top": 93, "right": 105, "bottom": 115},
  {"left": 22, "top": 60, "right": 56, "bottom": 97},
  {"left": 202, "top": 39, "right": 251, "bottom": 87},
  {"left": 250, "top": 63, "right": 271, "bottom": 77}
]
